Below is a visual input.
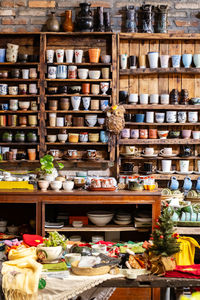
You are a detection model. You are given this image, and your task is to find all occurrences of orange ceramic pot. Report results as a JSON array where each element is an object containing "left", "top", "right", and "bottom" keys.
[
  {"left": 82, "top": 83, "right": 90, "bottom": 94},
  {"left": 139, "top": 129, "right": 148, "bottom": 139},
  {"left": 69, "top": 133, "right": 79, "bottom": 143},
  {"left": 149, "top": 129, "right": 157, "bottom": 139},
  {"left": 88, "top": 48, "right": 101, "bottom": 63}
]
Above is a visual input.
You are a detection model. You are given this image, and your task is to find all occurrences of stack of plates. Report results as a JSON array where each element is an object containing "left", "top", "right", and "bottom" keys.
[
  {"left": 114, "top": 212, "right": 132, "bottom": 225},
  {"left": 134, "top": 212, "right": 152, "bottom": 228},
  {"left": 45, "top": 222, "right": 64, "bottom": 229}
]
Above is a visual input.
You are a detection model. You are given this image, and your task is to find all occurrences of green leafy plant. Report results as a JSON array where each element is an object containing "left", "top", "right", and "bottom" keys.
[
  {"left": 36, "top": 154, "right": 64, "bottom": 175},
  {"left": 43, "top": 231, "right": 66, "bottom": 248}
]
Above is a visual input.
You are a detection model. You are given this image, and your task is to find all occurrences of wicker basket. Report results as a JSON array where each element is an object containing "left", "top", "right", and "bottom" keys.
[
  {"left": 161, "top": 193, "right": 184, "bottom": 201},
  {"left": 71, "top": 261, "right": 110, "bottom": 276}
]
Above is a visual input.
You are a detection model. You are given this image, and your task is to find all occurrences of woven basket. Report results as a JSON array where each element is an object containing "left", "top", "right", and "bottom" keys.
[
  {"left": 71, "top": 261, "right": 110, "bottom": 276},
  {"left": 161, "top": 193, "right": 184, "bottom": 201}
]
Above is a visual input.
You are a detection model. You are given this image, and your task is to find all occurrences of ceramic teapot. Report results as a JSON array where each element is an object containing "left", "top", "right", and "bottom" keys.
[
  {"left": 183, "top": 176, "right": 192, "bottom": 191},
  {"left": 168, "top": 176, "right": 179, "bottom": 191}
]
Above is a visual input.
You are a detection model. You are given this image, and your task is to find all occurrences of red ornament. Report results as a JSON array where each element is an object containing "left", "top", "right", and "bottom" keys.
[
  {"left": 165, "top": 203, "right": 169, "bottom": 207},
  {"left": 156, "top": 219, "right": 159, "bottom": 222},
  {"left": 160, "top": 235, "right": 164, "bottom": 239},
  {"left": 155, "top": 225, "right": 160, "bottom": 229},
  {"left": 150, "top": 237, "right": 154, "bottom": 240}
]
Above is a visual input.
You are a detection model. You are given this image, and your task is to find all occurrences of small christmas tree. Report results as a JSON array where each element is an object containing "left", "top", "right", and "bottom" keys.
[{"left": 150, "top": 204, "right": 180, "bottom": 257}]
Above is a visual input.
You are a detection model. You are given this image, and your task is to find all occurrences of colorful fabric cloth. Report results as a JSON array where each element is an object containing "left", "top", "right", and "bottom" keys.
[
  {"left": 23, "top": 234, "right": 43, "bottom": 247},
  {"left": 166, "top": 264, "right": 200, "bottom": 278},
  {"left": 175, "top": 236, "right": 200, "bottom": 266}
]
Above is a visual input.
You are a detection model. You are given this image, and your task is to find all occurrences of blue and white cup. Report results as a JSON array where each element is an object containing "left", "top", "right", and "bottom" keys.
[
  {"left": 1, "top": 103, "right": 8, "bottom": 110},
  {"left": 100, "top": 99, "right": 109, "bottom": 111},
  {"left": 56, "top": 65, "right": 67, "bottom": 79},
  {"left": 100, "top": 131, "right": 109, "bottom": 143},
  {"left": 172, "top": 55, "right": 181, "bottom": 68},
  {"left": 71, "top": 96, "right": 81, "bottom": 111},
  {"left": 82, "top": 97, "right": 91, "bottom": 110},
  {"left": 48, "top": 66, "right": 57, "bottom": 79},
  {"left": 182, "top": 53, "right": 192, "bottom": 68},
  {"left": 0, "top": 84, "right": 8, "bottom": 95},
  {"left": 0, "top": 49, "right": 6, "bottom": 62}
]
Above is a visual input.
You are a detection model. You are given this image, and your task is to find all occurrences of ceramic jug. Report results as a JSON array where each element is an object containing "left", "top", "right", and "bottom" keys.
[
  {"left": 46, "top": 12, "right": 60, "bottom": 32},
  {"left": 168, "top": 176, "right": 179, "bottom": 191},
  {"left": 63, "top": 10, "right": 74, "bottom": 32},
  {"left": 196, "top": 177, "right": 200, "bottom": 192},
  {"left": 76, "top": 3, "right": 94, "bottom": 32},
  {"left": 125, "top": 6, "right": 136, "bottom": 33},
  {"left": 183, "top": 176, "right": 192, "bottom": 191}
]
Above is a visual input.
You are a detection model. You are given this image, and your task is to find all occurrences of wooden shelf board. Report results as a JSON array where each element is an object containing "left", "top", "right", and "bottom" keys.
[
  {"left": 0, "top": 62, "right": 39, "bottom": 65},
  {"left": 46, "top": 126, "right": 104, "bottom": 129},
  {"left": 46, "top": 94, "right": 111, "bottom": 98},
  {"left": 123, "top": 105, "right": 200, "bottom": 110},
  {"left": 119, "top": 33, "right": 200, "bottom": 40},
  {"left": 45, "top": 110, "right": 104, "bottom": 114},
  {"left": 0, "top": 95, "right": 38, "bottom": 98},
  {"left": 119, "top": 173, "right": 200, "bottom": 180},
  {"left": 59, "top": 159, "right": 110, "bottom": 163},
  {"left": 46, "top": 79, "right": 111, "bottom": 82},
  {"left": 45, "top": 225, "right": 149, "bottom": 232},
  {"left": 125, "top": 122, "right": 200, "bottom": 126},
  {"left": 0, "top": 160, "right": 39, "bottom": 163},
  {"left": 46, "top": 142, "right": 107, "bottom": 145},
  {"left": 0, "top": 126, "right": 39, "bottom": 129},
  {"left": 175, "top": 227, "right": 200, "bottom": 235},
  {"left": 119, "top": 139, "right": 200, "bottom": 145},
  {"left": 45, "top": 32, "right": 114, "bottom": 36},
  {"left": 120, "top": 68, "right": 200, "bottom": 75},
  {"left": 120, "top": 156, "right": 200, "bottom": 160},
  {"left": 47, "top": 63, "right": 111, "bottom": 66},
  {"left": 0, "top": 142, "right": 39, "bottom": 145},
  {"left": 0, "top": 78, "right": 39, "bottom": 81},
  {"left": 0, "top": 110, "right": 38, "bottom": 113}
]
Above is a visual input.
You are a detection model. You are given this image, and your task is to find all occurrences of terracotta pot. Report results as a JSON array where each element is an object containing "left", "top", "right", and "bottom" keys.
[
  {"left": 63, "top": 10, "right": 74, "bottom": 32},
  {"left": 149, "top": 129, "right": 157, "bottom": 139},
  {"left": 88, "top": 48, "right": 101, "bottom": 63},
  {"left": 139, "top": 129, "right": 148, "bottom": 139},
  {"left": 69, "top": 133, "right": 79, "bottom": 143},
  {"left": 82, "top": 83, "right": 90, "bottom": 94}
]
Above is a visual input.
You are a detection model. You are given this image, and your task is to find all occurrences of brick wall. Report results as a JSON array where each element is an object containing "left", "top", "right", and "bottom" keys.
[{"left": 0, "top": 0, "right": 200, "bottom": 33}]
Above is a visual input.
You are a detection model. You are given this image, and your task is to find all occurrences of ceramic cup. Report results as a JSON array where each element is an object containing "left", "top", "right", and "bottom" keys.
[
  {"left": 160, "top": 94, "right": 169, "bottom": 105},
  {"left": 91, "top": 99, "right": 99, "bottom": 110},
  {"left": 160, "top": 55, "right": 169, "bottom": 68},
  {"left": 197, "top": 161, "right": 200, "bottom": 173},
  {"left": 150, "top": 94, "right": 159, "bottom": 104},
  {"left": 140, "top": 129, "right": 148, "bottom": 139},
  {"left": 166, "top": 111, "right": 177, "bottom": 123},
  {"left": 29, "top": 83, "right": 37, "bottom": 94},
  {"left": 149, "top": 129, "right": 157, "bottom": 139},
  {"left": 46, "top": 49, "right": 54, "bottom": 63},
  {"left": 128, "top": 94, "right": 138, "bottom": 103},
  {"left": 91, "top": 84, "right": 100, "bottom": 95},
  {"left": 130, "top": 129, "right": 139, "bottom": 139},
  {"left": 82, "top": 97, "right": 91, "bottom": 110},
  {"left": 146, "top": 111, "right": 154, "bottom": 123},
  {"left": 56, "top": 49, "right": 64, "bottom": 63},
  {"left": 8, "top": 86, "right": 18, "bottom": 95},
  {"left": 65, "top": 49, "right": 74, "bottom": 63},
  {"left": 75, "top": 49, "right": 83, "bottom": 63},
  {"left": 9, "top": 99, "right": 18, "bottom": 111},
  {"left": 182, "top": 53, "right": 192, "bottom": 68},
  {"left": 100, "top": 99, "right": 109, "bottom": 111},
  {"left": 160, "top": 148, "right": 172, "bottom": 156},
  {"left": 143, "top": 147, "right": 154, "bottom": 156},
  {"left": 100, "top": 82, "right": 109, "bottom": 95},
  {"left": 120, "top": 54, "right": 128, "bottom": 69},
  {"left": 155, "top": 112, "right": 165, "bottom": 123},
  {"left": 172, "top": 55, "right": 181, "bottom": 68},
  {"left": 161, "top": 160, "right": 172, "bottom": 172},
  {"left": 100, "top": 131, "right": 109, "bottom": 143},
  {"left": 178, "top": 111, "right": 187, "bottom": 123},
  {"left": 22, "top": 69, "right": 29, "bottom": 79},
  {"left": 57, "top": 65, "right": 67, "bottom": 79},
  {"left": 193, "top": 54, "right": 200, "bottom": 68},
  {"left": 78, "top": 69, "right": 89, "bottom": 80},
  {"left": 71, "top": 96, "right": 81, "bottom": 111},
  {"left": 56, "top": 117, "right": 64, "bottom": 127},
  {"left": 148, "top": 52, "right": 159, "bottom": 68},
  {"left": 0, "top": 49, "right": 6, "bottom": 62},
  {"left": 121, "top": 128, "right": 130, "bottom": 139},
  {"left": 182, "top": 129, "right": 191, "bottom": 139},
  {"left": 49, "top": 113, "right": 56, "bottom": 127},
  {"left": 68, "top": 66, "right": 77, "bottom": 79},
  {"left": 192, "top": 131, "right": 200, "bottom": 139},
  {"left": 180, "top": 160, "right": 189, "bottom": 173},
  {"left": 140, "top": 94, "right": 148, "bottom": 104},
  {"left": 135, "top": 114, "right": 145, "bottom": 123},
  {"left": 0, "top": 84, "right": 8, "bottom": 95},
  {"left": 188, "top": 111, "right": 198, "bottom": 123},
  {"left": 139, "top": 55, "right": 146, "bottom": 68},
  {"left": 101, "top": 68, "right": 109, "bottom": 79},
  {"left": 48, "top": 66, "right": 57, "bottom": 79},
  {"left": 125, "top": 146, "right": 138, "bottom": 155}
]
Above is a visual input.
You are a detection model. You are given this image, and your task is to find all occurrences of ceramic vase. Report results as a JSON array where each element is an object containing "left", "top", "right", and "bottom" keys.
[
  {"left": 63, "top": 10, "right": 74, "bottom": 32},
  {"left": 82, "top": 97, "right": 91, "bottom": 110},
  {"left": 46, "top": 12, "right": 60, "bottom": 32},
  {"left": 71, "top": 96, "right": 81, "bottom": 111},
  {"left": 76, "top": 3, "right": 94, "bottom": 32}
]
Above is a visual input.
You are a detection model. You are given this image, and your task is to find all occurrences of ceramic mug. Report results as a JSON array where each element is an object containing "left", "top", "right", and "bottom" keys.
[
  {"left": 160, "top": 94, "right": 169, "bottom": 105},
  {"left": 155, "top": 112, "right": 165, "bottom": 123},
  {"left": 193, "top": 54, "right": 200, "bottom": 68},
  {"left": 65, "top": 49, "right": 74, "bottom": 63},
  {"left": 149, "top": 129, "right": 157, "bottom": 139},
  {"left": 128, "top": 94, "right": 138, "bottom": 103},
  {"left": 148, "top": 52, "right": 159, "bottom": 68},
  {"left": 172, "top": 55, "right": 181, "bottom": 68},
  {"left": 179, "top": 160, "right": 189, "bottom": 173},
  {"left": 140, "top": 94, "right": 148, "bottom": 104},
  {"left": 75, "top": 50, "right": 83, "bottom": 63},
  {"left": 160, "top": 55, "right": 169, "bottom": 68},
  {"left": 46, "top": 49, "right": 54, "bottom": 63},
  {"left": 87, "top": 149, "right": 97, "bottom": 158},
  {"left": 182, "top": 53, "right": 192, "bottom": 68},
  {"left": 139, "top": 129, "right": 148, "bottom": 139},
  {"left": 56, "top": 49, "right": 64, "bottom": 63},
  {"left": 178, "top": 111, "right": 187, "bottom": 123},
  {"left": 150, "top": 94, "right": 159, "bottom": 104},
  {"left": 188, "top": 111, "right": 198, "bottom": 123},
  {"left": 130, "top": 129, "right": 139, "bottom": 139},
  {"left": 125, "top": 146, "right": 138, "bottom": 155},
  {"left": 192, "top": 131, "right": 200, "bottom": 139},
  {"left": 166, "top": 111, "right": 177, "bottom": 123},
  {"left": 162, "top": 160, "right": 172, "bottom": 172},
  {"left": 160, "top": 148, "right": 172, "bottom": 156},
  {"left": 120, "top": 54, "right": 128, "bottom": 69},
  {"left": 48, "top": 66, "right": 57, "bottom": 79},
  {"left": 146, "top": 111, "right": 154, "bottom": 123},
  {"left": 121, "top": 128, "right": 130, "bottom": 139},
  {"left": 143, "top": 147, "right": 154, "bottom": 156},
  {"left": 68, "top": 150, "right": 78, "bottom": 158}
]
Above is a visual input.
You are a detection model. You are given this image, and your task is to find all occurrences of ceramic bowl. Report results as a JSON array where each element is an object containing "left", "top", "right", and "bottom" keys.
[
  {"left": 89, "top": 70, "right": 101, "bottom": 80},
  {"left": 38, "top": 180, "right": 50, "bottom": 191},
  {"left": 7, "top": 225, "right": 19, "bottom": 234},
  {"left": 47, "top": 135, "right": 57, "bottom": 142},
  {"left": 63, "top": 180, "right": 74, "bottom": 191},
  {"left": 101, "top": 55, "right": 111, "bottom": 64},
  {"left": 97, "top": 118, "right": 105, "bottom": 125},
  {"left": 182, "top": 129, "right": 192, "bottom": 139},
  {"left": 18, "top": 101, "right": 30, "bottom": 111},
  {"left": 0, "top": 220, "right": 7, "bottom": 227},
  {"left": 158, "top": 130, "right": 169, "bottom": 139},
  {"left": 69, "top": 86, "right": 82, "bottom": 94},
  {"left": 74, "top": 177, "right": 86, "bottom": 188},
  {"left": 72, "top": 220, "right": 83, "bottom": 228},
  {"left": 48, "top": 87, "right": 58, "bottom": 94},
  {"left": 50, "top": 180, "right": 62, "bottom": 191},
  {"left": 0, "top": 226, "right": 6, "bottom": 233},
  {"left": 169, "top": 131, "right": 180, "bottom": 139},
  {"left": 87, "top": 211, "right": 114, "bottom": 226},
  {"left": 89, "top": 133, "right": 99, "bottom": 142},
  {"left": 191, "top": 97, "right": 200, "bottom": 105},
  {"left": 68, "top": 133, "right": 79, "bottom": 143},
  {"left": 65, "top": 253, "right": 81, "bottom": 265},
  {"left": 58, "top": 134, "right": 68, "bottom": 143},
  {"left": 78, "top": 69, "right": 89, "bottom": 79},
  {"left": 37, "top": 245, "right": 62, "bottom": 263},
  {"left": 55, "top": 176, "right": 65, "bottom": 182}
]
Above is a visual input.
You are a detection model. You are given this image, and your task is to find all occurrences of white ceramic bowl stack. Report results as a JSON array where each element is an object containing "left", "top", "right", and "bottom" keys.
[
  {"left": 87, "top": 211, "right": 114, "bottom": 226},
  {"left": 114, "top": 212, "right": 132, "bottom": 225},
  {"left": 85, "top": 114, "right": 97, "bottom": 127}
]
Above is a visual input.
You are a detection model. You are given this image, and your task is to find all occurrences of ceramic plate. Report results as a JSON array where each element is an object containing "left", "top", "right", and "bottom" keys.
[
  {"left": 113, "top": 219, "right": 132, "bottom": 225},
  {"left": 141, "top": 154, "right": 158, "bottom": 157},
  {"left": 157, "top": 170, "right": 175, "bottom": 174},
  {"left": 159, "top": 154, "right": 177, "bottom": 157},
  {"left": 121, "top": 153, "right": 138, "bottom": 157},
  {"left": 176, "top": 171, "right": 193, "bottom": 175},
  {"left": 134, "top": 217, "right": 152, "bottom": 222},
  {"left": 193, "top": 171, "right": 200, "bottom": 175}
]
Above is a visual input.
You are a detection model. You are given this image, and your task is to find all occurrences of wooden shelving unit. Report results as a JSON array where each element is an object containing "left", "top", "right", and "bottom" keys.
[{"left": 117, "top": 33, "right": 200, "bottom": 185}]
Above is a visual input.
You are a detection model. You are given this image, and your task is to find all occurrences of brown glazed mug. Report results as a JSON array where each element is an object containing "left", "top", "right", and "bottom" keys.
[
  {"left": 149, "top": 129, "right": 158, "bottom": 139},
  {"left": 139, "top": 129, "right": 148, "bottom": 139},
  {"left": 49, "top": 100, "right": 58, "bottom": 111},
  {"left": 19, "top": 115, "right": 27, "bottom": 127},
  {"left": 65, "top": 114, "right": 72, "bottom": 126},
  {"left": 8, "top": 115, "right": 17, "bottom": 127},
  {"left": 73, "top": 117, "right": 84, "bottom": 127},
  {"left": 82, "top": 83, "right": 90, "bottom": 94}
]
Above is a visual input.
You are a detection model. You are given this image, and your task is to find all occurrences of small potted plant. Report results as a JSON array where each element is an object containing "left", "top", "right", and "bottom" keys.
[
  {"left": 37, "top": 154, "right": 64, "bottom": 191},
  {"left": 37, "top": 231, "right": 66, "bottom": 263}
]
